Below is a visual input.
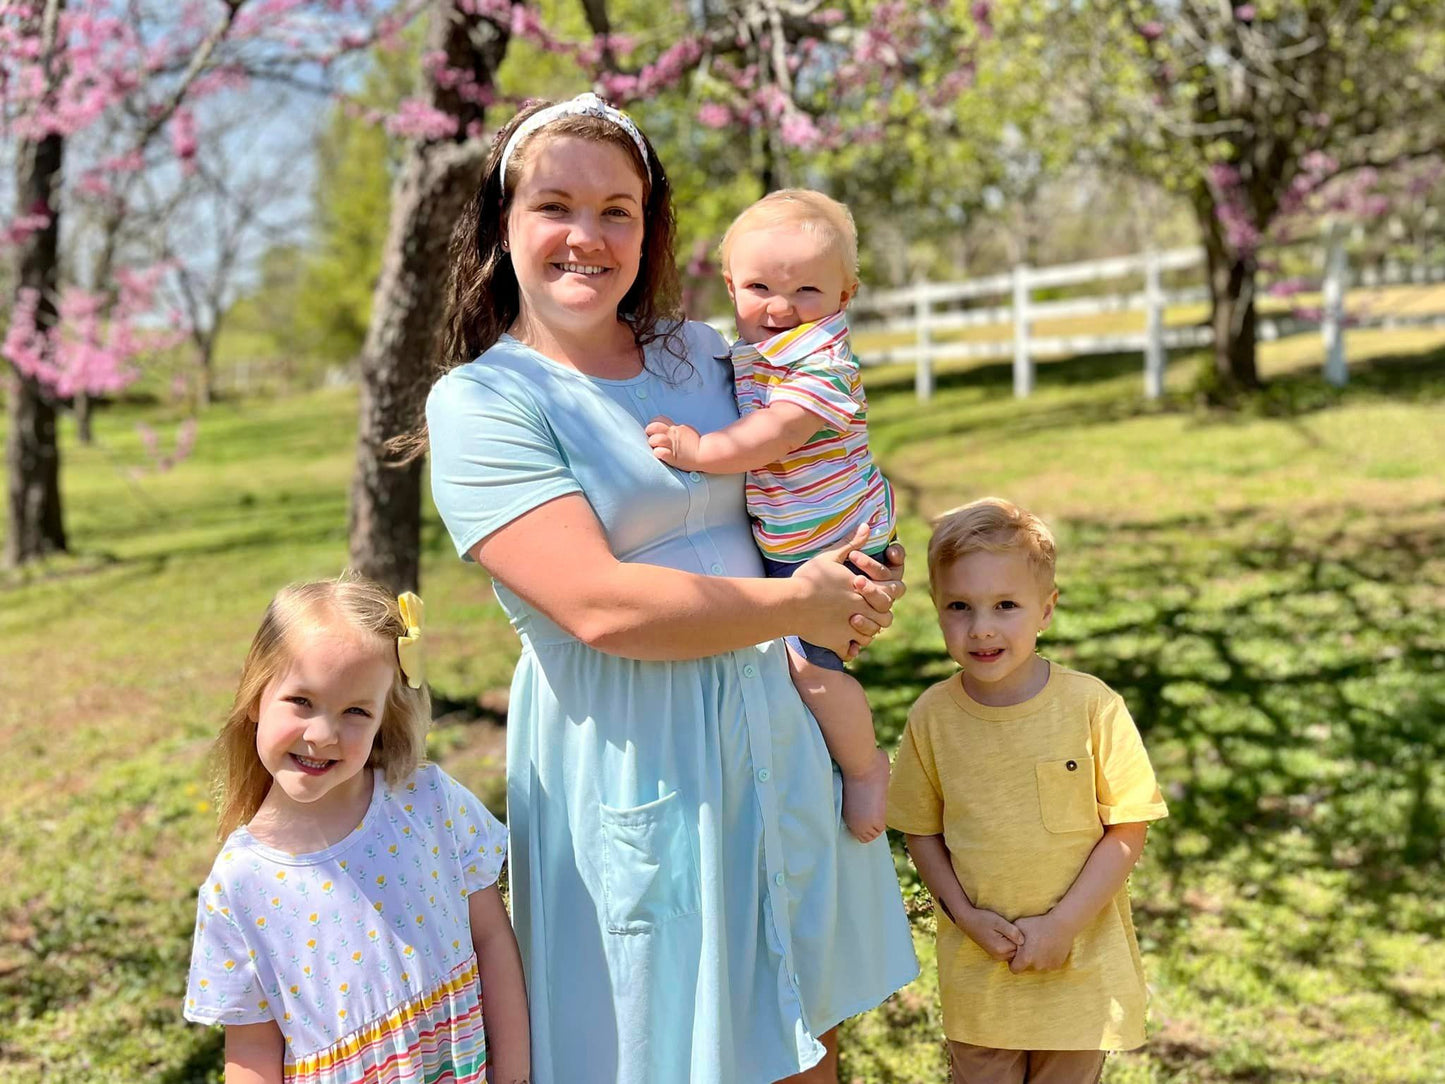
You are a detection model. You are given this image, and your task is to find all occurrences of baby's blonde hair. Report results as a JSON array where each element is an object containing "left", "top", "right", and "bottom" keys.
[
  {"left": 928, "top": 498, "right": 1057, "bottom": 599},
  {"left": 213, "top": 574, "right": 431, "bottom": 840},
  {"left": 718, "top": 188, "right": 859, "bottom": 290}
]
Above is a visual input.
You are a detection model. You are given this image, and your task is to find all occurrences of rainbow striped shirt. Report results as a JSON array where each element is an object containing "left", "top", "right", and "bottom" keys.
[{"left": 731, "top": 311, "right": 895, "bottom": 561}]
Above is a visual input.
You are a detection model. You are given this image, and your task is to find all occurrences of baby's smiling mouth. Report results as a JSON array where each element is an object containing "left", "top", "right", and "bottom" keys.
[{"left": 291, "top": 753, "right": 335, "bottom": 774}]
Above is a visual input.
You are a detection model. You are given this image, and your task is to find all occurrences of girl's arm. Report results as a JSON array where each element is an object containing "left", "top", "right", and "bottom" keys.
[
  {"left": 905, "top": 834, "right": 1024, "bottom": 962},
  {"left": 224, "top": 1021, "right": 284, "bottom": 1084},
  {"left": 1009, "top": 821, "right": 1149, "bottom": 973},
  {"left": 472, "top": 494, "right": 902, "bottom": 661},
  {"left": 469, "top": 884, "right": 530, "bottom": 1084},
  {"left": 644, "top": 404, "right": 821, "bottom": 474}
]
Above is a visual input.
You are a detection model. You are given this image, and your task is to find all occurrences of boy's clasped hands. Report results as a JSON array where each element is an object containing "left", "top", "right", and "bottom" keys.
[{"left": 959, "top": 905, "right": 1076, "bottom": 973}]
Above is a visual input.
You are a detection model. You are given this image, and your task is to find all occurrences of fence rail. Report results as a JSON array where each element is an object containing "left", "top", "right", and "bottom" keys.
[{"left": 843, "top": 239, "right": 1445, "bottom": 400}]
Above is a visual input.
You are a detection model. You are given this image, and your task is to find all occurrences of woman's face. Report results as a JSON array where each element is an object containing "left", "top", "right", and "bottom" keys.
[{"left": 505, "top": 133, "right": 647, "bottom": 340}]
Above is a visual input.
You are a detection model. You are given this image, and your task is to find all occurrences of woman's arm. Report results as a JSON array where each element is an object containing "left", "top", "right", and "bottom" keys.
[
  {"left": 224, "top": 1021, "right": 284, "bottom": 1084},
  {"left": 472, "top": 494, "right": 902, "bottom": 661},
  {"left": 469, "top": 885, "right": 530, "bottom": 1084}
]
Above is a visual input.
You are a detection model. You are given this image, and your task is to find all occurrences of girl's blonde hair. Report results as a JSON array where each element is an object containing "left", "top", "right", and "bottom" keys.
[
  {"left": 718, "top": 188, "right": 859, "bottom": 290},
  {"left": 928, "top": 497, "right": 1057, "bottom": 598},
  {"left": 213, "top": 575, "right": 431, "bottom": 840}
]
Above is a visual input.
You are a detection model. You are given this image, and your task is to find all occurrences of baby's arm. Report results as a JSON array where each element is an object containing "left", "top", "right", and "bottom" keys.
[
  {"left": 224, "top": 1021, "right": 284, "bottom": 1084},
  {"left": 645, "top": 402, "right": 822, "bottom": 473},
  {"left": 470, "top": 883, "right": 531, "bottom": 1084},
  {"left": 905, "top": 833, "right": 1024, "bottom": 962},
  {"left": 1009, "top": 821, "right": 1149, "bottom": 973}
]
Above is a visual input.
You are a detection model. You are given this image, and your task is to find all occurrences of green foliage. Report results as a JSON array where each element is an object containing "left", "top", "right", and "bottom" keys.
[{"left": 1, "top": 326, "right": 1442, "bottom": 1081}]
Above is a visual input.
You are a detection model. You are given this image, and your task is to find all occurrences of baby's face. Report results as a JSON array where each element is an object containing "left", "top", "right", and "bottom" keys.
[{"left": 725, "top": 225, "right": 855, "bottom": 344}]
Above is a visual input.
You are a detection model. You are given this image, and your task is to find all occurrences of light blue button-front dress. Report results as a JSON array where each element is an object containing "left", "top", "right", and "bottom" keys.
[{"left": 426, "top": 320, "right": 918, "bottom": 1084}]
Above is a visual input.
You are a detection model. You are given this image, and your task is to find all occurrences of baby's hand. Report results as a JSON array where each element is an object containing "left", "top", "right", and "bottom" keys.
[
  {"left": 645, "top": 415, "right": 703, "bottom": 470},
  {"left": 958, "top": 906, "right": 1025, "bottom": 963},
  {"left": 1009, "top": 912, "right": 1074, "bottom": 973}
]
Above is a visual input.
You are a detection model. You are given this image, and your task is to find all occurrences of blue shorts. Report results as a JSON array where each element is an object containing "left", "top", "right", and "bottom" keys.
[{"left": 761, "top": 541, "right": 895, "bottom": 672}]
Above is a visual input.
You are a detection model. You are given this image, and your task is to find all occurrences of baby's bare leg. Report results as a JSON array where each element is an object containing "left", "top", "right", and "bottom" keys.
[{"left": 787, "top": 645, "right": 890, "bottom": 843}]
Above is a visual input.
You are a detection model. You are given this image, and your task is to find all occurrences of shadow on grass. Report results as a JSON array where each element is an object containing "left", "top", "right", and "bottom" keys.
[{"left": 860, "top": 500, "right": 1445, "bottom": 1026}]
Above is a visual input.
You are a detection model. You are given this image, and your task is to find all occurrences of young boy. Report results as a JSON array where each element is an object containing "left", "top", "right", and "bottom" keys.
[
  {"left": 887, "top": 498, "right": 1169, "bottom": 1084},
  {"left": 645, "top": 189, "right": 894, "bottom": 842}
]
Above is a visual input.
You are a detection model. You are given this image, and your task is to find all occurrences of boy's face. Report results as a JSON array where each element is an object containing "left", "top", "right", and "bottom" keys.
[
  {"left": 934, "top": 549, "right": 1058, "bottom": 702},
  {"left": 724, "top": 224, "right": 856, "bottom": 344}
]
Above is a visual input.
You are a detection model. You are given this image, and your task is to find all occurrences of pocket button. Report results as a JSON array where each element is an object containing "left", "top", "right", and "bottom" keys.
[{"left": 1066, "top": 760, "right": 1078, "bottom": 771}]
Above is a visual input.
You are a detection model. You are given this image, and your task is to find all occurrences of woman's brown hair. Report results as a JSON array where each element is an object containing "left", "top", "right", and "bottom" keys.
[{"left": 213, "top": 575, "right": 431, "bottom": 840}]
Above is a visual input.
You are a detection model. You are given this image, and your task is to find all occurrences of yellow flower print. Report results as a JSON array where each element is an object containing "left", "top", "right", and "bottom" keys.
[
  {"left": 415, "top": 915, "right": 425, "bottom": 926},
  {"left": 400, "top": 971, "right": 409, "bottom": 983},
  {"left": 375, "top": 875, "right": 387, "bottom": 887},
  {"left": 404, "top": 804, "right": 413, "bottom": 813},
  {"left": 468, "top": 825, "right": 477, "bottom": 836},
  {"left": 257, "top": 1000, "right": 269, "bottom": 1011},
  {"left": 306, "top": 939, "right": 316, "bottom": 950},
  {"left": 302, "top": 965, "right": 313, "bottom": 977},
  {"left": 459, "top": 806, "right": 468, "bottom": 815},
  {"left": 204, "top": 902, "right": 214, "bottom": 914},
  {"left": 431, "top": 846, "right": 440, "bottom": 856},
  {"left": 339, "top": 982, "right": 349, "bottom": 994},
  {"left": 431, "top": 871, "right": 439, "bottom": 881},
  {"left": 338, "top": 1009, "right": 347, "bottom": 1020},
  {"left": 388, "top": 844, "right": 398, "bottom": 855},
  {"left": 284, "top": 1011, "right": 292, "bottom": 1022},
  {"left": 403, "top": 945, "right": 414, "bottom": 958},
  {"left": 308, "top": 912, "right": 319, "bottom": 924},
  {"left": 275, "top": 871, "right": 286, "bottom": 881},
  {"left": 223, "top": 960, "right": 236, "bottom": 972},
  {"left": 444, "top": 819, "right": 452, "bottom": 829},
  {"left": 321, "top": 881, "right": 333, "bottom": 893},
  {"left": 220, "top": 908, "right": 230, "bottom": 917},
  {"left": 255, "top": 917, "right": 267, "bottom": 928},
  {"left": 289, "top": 985, "right": 299, "bottom": 995},
  {"left": 339, "top": 861, "right": 348, "bottom": 871},
  {"left": 199, "top": 979, "right": 210, "bottom": 990},
  {"left": 402, "top": 826, "right": 412, "bottom": 836},
  {"left": 270, "top": 897, "right": 281, "bottom": 907},
  {"left": 248, "top": 950, "right": 257, "bottom": 960},
  {"left": 212, "top": 883, "right": 222, "bottom": 893},
  {"left": 373, "top": 901, "right": 384, "bottom": 913},
  {"left": 368, "top": 929, "right": 379, "bottom": 942},
  {"left": 452, "top": 940, "right": 460, "bottom": 951},
  {"left": 351, "top": 951, "right": 362, "bottom": 963}
]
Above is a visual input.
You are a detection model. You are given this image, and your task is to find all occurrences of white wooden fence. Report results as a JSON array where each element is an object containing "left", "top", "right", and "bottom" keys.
[{"left": 846, "top": 238, "right": 1445, "bottom": 400}]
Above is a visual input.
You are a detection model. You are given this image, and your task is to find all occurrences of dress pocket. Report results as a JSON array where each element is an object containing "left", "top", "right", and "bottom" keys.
[
  {"left": 1035, "top": 756, "right": 1099, "bottom": 834},
  {"left": 598, "top": 790, "right": 701, "bottom": 934}
]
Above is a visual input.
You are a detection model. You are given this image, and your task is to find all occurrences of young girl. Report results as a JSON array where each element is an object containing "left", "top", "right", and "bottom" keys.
[{"left": 183, "top": 576, "right": 529, "bottom": 1084}]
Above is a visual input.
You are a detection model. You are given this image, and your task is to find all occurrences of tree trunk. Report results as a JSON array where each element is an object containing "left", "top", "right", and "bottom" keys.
[
  {"left": 5, "top": 98, "right": 67, "bottom": 567},
  {"left": 75, "top": 390, "right": 93, "bottom": 443},
  {"left": 1197, "top": 200, "right": 1261, "bottom": 390},
  {"left": 348, "top": 4, "right": 505, "bottom": 594}
]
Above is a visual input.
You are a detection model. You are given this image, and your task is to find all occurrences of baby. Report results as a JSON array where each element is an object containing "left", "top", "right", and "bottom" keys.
[{"left": 646, "top": 189, "right": 894, "bottom": 841}]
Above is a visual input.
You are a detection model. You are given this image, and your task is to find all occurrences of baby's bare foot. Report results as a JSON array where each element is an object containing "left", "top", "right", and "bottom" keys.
[{"left": 842, "top": 748, "right": 891, "bottom": 843}]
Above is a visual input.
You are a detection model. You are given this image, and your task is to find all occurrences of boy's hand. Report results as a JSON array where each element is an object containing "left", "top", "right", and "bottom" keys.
[
  {"left": 958, "top": 906, "right": 1025, "bottom": 963},
  {"left": 1009, "top": 912, "right": 1074, "bottom": 973},
  {"left": 645, "top": 415, "right": 702, "bottom": 470}
]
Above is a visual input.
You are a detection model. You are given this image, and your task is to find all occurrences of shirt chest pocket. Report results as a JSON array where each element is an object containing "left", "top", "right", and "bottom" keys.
[
  {"left": 598, "top": 790, "right": 701, "bottom": 935},
  {"left": 1035, "top": 756, "right": 1099, "bottom": 834}
]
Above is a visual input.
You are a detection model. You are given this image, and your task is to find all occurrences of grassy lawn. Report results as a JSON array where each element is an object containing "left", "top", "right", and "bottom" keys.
[{"left": 1, "top": 329, "right": 1442, "bottom": 1082}]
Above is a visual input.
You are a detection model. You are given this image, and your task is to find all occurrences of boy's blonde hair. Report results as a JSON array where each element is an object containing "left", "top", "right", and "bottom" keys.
[
  {"left": 213, "top": 574, "right": 431, "bottom": 840},
  {"left": 928, "top": 497, "right": 1057, "bottom": 598},
  {"left": 718, "top": 188, "right": 859, "bottom": 290}
]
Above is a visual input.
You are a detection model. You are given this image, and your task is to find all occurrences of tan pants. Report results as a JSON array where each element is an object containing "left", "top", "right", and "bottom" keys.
[{"left": 948, "top": 1042, "right": 1106, "bottom": 1084}]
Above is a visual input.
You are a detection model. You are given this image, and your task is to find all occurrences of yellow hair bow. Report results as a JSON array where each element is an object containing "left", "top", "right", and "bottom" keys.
[{"left": 397, "top": 592, "right": 425, "bottom": 690}]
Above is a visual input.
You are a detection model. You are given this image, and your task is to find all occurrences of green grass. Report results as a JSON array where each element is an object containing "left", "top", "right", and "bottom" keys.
[{"left": 1, "top": 331, "right": 1442, "bottom": 1082}]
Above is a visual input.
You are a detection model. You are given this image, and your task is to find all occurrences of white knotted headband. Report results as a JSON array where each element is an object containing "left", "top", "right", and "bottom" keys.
[{"left": 499, "top": 92, "right": 652, "bottom": 185}]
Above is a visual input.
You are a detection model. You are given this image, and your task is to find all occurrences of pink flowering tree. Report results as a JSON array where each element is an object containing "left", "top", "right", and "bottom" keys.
[
  {"left": 0, "top": 0, "right": 433, "bottom": 566},
  {"left": 1079, "top": 0, "right": 1445, "bottom": 390}
]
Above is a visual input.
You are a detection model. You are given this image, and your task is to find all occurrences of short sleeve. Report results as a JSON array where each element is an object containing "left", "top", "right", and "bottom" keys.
[
  {"left": 426, "top": 368, "right": 582, "bottom": 560},
  {"left": 437, "top": 768, "right": 509, "bottom": 893},
  {"left": 767, "top": 352, "right": 862, "bottom": 435},
  {"left": 887, "top": 716, "right": 945, "bottom": 835},
  {"left": 1092, "top": 694, "right": 1169, "bottom": 825},
  {"left": 183, "top": 880, "right": 272, "bottom": 1027}
]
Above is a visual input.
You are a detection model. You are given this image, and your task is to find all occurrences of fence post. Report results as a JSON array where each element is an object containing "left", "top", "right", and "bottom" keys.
[
  {"left": 1012, "top": 263, "right": 1032, "bottom": 398},
  {"left": 1322, "top": 226, "right": 1348, "bottom": 386},
  {"left": 1143, "top": 250, "right": 1165, "bottom": 399},
  {"left": 914, "top": 277, "right": 933, "bottom": 401}
]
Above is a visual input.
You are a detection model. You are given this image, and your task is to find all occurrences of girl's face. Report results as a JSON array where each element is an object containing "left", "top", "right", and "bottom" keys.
[
  {"left": 724, "top": 224, "right": 855, "bottom": 344},
  {"left": 253, "top": 625, "right": 393, "bottom": 814},
  {"left": 504, "top": 133, "right": 647, "bottom": 341},
  {"left": 935, "top": 549, "right": 1057, "bottom": 704}
]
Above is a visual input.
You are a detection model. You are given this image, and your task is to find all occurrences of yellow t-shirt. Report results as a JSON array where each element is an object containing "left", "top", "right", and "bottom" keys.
[{"left": 887, "top": 664, "right": 1169, "bottom": 1051}]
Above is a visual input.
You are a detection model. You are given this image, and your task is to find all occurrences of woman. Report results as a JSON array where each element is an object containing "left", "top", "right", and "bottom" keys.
[{"left": 423, "top": 94, "right": 918, "bottom": 1084}]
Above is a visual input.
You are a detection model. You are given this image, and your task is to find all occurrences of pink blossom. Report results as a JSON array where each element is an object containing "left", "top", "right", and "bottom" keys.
[
  {"left": 1139, "top": 21, "right": 1164, "bottom": 41},
  {"left": 1234, "top": 4, "right": 1256, "bottom": 20},
  {"left": 384, "top": 98, "right": 459, "bottom": 141},
  {"left": 170, "top": 108, "right": 198, "bottom": 169},
  {"left": 778, "top": 110, "right": 821, "bottom": 149},
  {"left": 697, "top": 102, "right": 732, "bottom": 129}
]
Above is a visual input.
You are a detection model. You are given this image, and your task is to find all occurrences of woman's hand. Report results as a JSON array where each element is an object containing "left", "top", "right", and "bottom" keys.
[{"left": 790, "top": 524, "right": 904, "bottom": 659}]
